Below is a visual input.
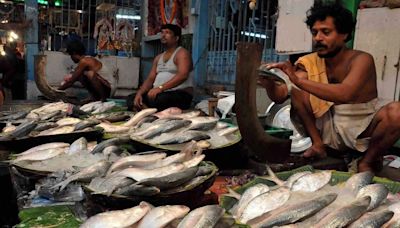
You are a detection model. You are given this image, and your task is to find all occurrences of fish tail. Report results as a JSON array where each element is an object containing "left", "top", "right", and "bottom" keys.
[
  {"left": 259, "top": 166, "right": 285, "bottom": 186},
  {"left": 223, "top": 187, "right": 241, "bottom": 200}
]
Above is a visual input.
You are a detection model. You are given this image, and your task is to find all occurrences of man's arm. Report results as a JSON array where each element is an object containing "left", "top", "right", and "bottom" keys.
[
  {"left": 58, "top": 59, "right": 88, "bottom": 90},
  {"left": 158, "top": 48, "right": 192, "bottom": 91},
  {"left": 293, "top": 54, "right": 374, "bottom": 103},
  {"left": 136, "top": 56, "right": 159, "bottom": 96}
]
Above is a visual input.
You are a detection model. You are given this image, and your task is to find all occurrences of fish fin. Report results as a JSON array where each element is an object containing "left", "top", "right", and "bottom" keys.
[{"left": 223, "top": 187, "right": 241, "bottom": 200}]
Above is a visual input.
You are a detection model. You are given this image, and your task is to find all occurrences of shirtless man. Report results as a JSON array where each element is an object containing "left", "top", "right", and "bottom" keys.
[
  {"left": 259, "top": 2, "right": 400, "bottom": 172},
  {"left": 133, "top": 24, "right": 193, "bottom": 111},
  {"left": 59, "top": 40, "right": 114, "bottom": 102}
]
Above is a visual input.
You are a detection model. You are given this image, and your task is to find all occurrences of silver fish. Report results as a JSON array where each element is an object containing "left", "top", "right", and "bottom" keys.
[
  {"left": 114, "top": 183, "right": 160, "bottom": 196},
  {"left": 137, "top": 205, "right": 190, "bottom": 228},
  {"left": 384, "top": 201, "right": 400, "bottom": 228},
  {"left": 313, "top": 196, "right": 371, "bottom": 228},
  {"left": 39, "top": 110, "right": 63, "bottom": 121},
  {"left": 348, "top": 210, "right": 394, "bottom": 228},
  {"left": 142, "top": 119, "right": 192, "bottom": 139},
  {"left": 97, "top": 122, "right": 130, "bottom": 133},
  {"left": 74, "top": 119, "right": 100, "bottom": 131},
  {"left": 5, "top": 120, "right": 37, "bottom": 139},
  {"left": 156, "top": 130, "right": 210, "bottom": 145},
  {"left": 137, "top": 166, "right": 199, "bottom": 190},
  {"left": 52, "top": 160, "right": 111, "bottom": 191},
  {"left": 37, "top": 125, "right": 75, "bottom": 136},
  {"left": 93, "top": 111, "right": 131, "bottom": 122},
  {"left": 113, "top": 163, "right": 186, "bottom": 181},
  {"left": 122, "top": 108, "right": 158, "bottom": 127},
  {"left": 33, "top": 122, "right": 59, "bottom": 132},
  {"left": 16, "top": 142, "right": 70, "bottom": 157},
  {"left": 12, "top": 147, "right": 67, "bottom": 163},
  {"left": 56, "top": 117, "right": 81, "bottom": 126},
  {"left": 290, "top": 171, "right": 332, "bottom": 192},
  {"left": 248, "top": 193, "right": 338, "bottom": 228},
  {"left": 239, "top": 187, "right": 291, "bottom": 223},
  {"left": 356, "top": 183, "right": 389, "bottom": 211},
  {"left": 172, "top": 111, "right": 201, "bottom": 119},
  {"left": 106, "top": 152, "right": 167, "bottom": 175},
  {"left": 187, "top": 117, "right": 219, "bottom": 131},
  {"left": 345, "top": 171, "right": 374, "bottom": 193},
  {"left": 91, "top": 101, "right": 116, "bottom": 114},
  {"left": 91, "top": 136, "right": 130, "bottom": 154},
  {"left": 217, "top": 126, "right": 239, "bottom": 136},
  {"left": 153, "top": 107, "right": 182, "bottom": 119},
  {"left": 0, "top": 111, "right": 28, "bottom": 121},
  {"left": 80, "top": 201, "right": 151, "bottom": 228},
  {"left": 89, "top": 175, "right": 135, "bottom": 196},
  {"left": 178, "top": 205, "right": 225, "bottom": 228},
  {"left": 229, "top": 183, "right": 270, "bottom": 218},
  {"left": 80, "top": 101, "right": 102, "bottom": 113}
]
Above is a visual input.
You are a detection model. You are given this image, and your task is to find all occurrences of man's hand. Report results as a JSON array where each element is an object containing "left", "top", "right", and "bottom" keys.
[
  {"left": 266, "top": 61, "right": 299, "bottom": 86},
  {"left": 134, "top": 93, "right": 143, "bottom": 109},
  {"left": 147, "top": 87, "right": 162, "bottom": 100}
]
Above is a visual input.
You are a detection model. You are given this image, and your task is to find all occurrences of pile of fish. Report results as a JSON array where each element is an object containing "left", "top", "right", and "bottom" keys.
[
  {"left": 222, "top": 168, "right": 400, "bottom": 227},
  {"left": 96, "top": 107, "right": 238, "bottom": 147},
  {"left": 85, "top": 141, "right": 214, "bottom": 197},
  {"left": 15, "top": 140, "right": 215, "bottom": 202},
  {"left": 80, "top": 202, "right": 230, "bottom": 228}
]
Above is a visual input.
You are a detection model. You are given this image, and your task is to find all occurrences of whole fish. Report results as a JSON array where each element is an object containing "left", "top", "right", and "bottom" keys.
[
  {"left": 89, "top": 175, "right": 135, "bottom": 196},
  {"left": 112, "top": 163, "right": 186, "bottom": 181},
  {"left": 142, "top": 119, "right": 192, "bottom": 139},
  {"left": 345, "top": 171, "right": 374, "bottom": 193},
  {"left": 74, "top": 119, "right": 100, "bottom": 131},
  {"left": 188, "top": 117, "right": 219, "bottom": 131},
  {"left": 0, "top": 111, "right": 28, "bottom": 121},
  {"left": 52, "top": 160, "right": 111, "bottom": 191},
  {"left": 114, "top": 184, "right": 160, "bottom": 196},
  {"left": 136, "top": 115, "right": 159, "bottom": 128},
  {"left": 217, "top": 126, "right": 239, "bottom": 136},
  {"left": 97, "top": 122, "right": 130, "bottom": 133},
  {"left": 183, "top": 154, "right": 205, "bottom": 168},
  {"left": 137, "top": 166, "right": 198, "bottom": 189},
  {"left": 33, "top": 122, "right": 59, "bottom": 132},
  {"left": 248, "top": 193, "right": 337, "bottom": 228},
  {"left": 313, "top": 196, "right": 371, "bottom": 228},
  {"left": 348, "top": 210, "right": 394, "bottom": 228},
  {"left": 80, "top": 101, "right": 102, "bottom": 112},
  {"left": 356, "top": 183, "right": 389, "bottom": 211},
  {"left": 239, "top": 187, "right": 291, "bottom": 223},
  {"left": 229, "top": 183, "right": 270, "bottom": 218},
  {"left": 17, "top": 142, "right": 70, "bottom": 156},
  {"left": 12, "top": 147, "right": 67, "bottom": 163},
  {"left": 91, "top": 101, "right": 116, "bottom": 114},
  {"left": 56, "top": 117, "right": 81, "bottom": 126},
  {"left": 263, "top": 167, "right": 312, "bottom": 189},
  {"left": 37, "top": 125, "right": 75, "bottom": 136},
  {"left": 93, "top": 111, "right": 131, "bottom": 122},
  {"left": 91, "top": 136, "right": 131, "bottom": 154},
  {"left": 178, "top": 205, "right": 225, "bottom": 228},
  {"left": 106, "top": 152, "right": 167, "bottom": 175},
  {"left": 40, "top": 110, "right": 63, "bottom": 121},
  {"left": 80, "top": 201, "right": 151, "bottom": 228},
  {"left": 6, "top": 120, "right": 37, "bottom": 139},
  {"left": 173, "top": 111, "right": 201, "bottom": 119},
  {"left": 16, "top": 142, "right": 70, "bottom": 157},
  {"left": 137, "top": 205, "right": 190, "bottom": 228},
  {"left": 156, "top": 130, "right": 210, "bottom": 145},
  {"left": 290, "top": 171, "right": 332, "bottom": 192},
  {"left": 153, "top": 107, "right": 182, "bottom": 119},
  {"left": 122, "top": 108, "right": 158, "bottom": 127}
]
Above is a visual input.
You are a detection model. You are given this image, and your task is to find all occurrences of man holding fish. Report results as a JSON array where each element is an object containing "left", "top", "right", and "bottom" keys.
[{"left": 258, "top": 2, "right": 400, "bottom": 173}]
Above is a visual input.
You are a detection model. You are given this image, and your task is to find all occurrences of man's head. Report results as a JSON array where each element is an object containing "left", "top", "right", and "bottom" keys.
[
  {"left": 66, "top": 40, "right": 86, "bottom": 63},
  {"left": 160, "top": 24, "right": 182, "bottom": 47},
  {"left": 305, "top": 2, "right": 355, "bottom": 58}
]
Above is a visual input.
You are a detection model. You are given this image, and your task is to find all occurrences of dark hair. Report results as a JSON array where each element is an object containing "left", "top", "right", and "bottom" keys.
[
  {"left": 66, "top": 40, "right": 86, "bottom": 55},
  {"left": 305, "top": 2, "right": 355, "bottom": 42},
  {"left": 160, "top": 24, "right": 182, "bottom": 42}
]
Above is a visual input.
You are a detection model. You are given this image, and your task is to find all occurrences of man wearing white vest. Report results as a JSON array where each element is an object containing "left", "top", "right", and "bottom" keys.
[{"left": 133, "top": 24, "right": 194, "bottom": 111}]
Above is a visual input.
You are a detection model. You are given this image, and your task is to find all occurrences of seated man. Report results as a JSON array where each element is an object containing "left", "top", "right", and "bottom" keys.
[
  {"left": 58, "top": 40, "right": 115, "bottom": 102},
  {"left": 258, "top": 2, "right": 400, "bottom": 173},
  {"left": 133, "top": 24, "right": 193, "bottom": 111}
]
